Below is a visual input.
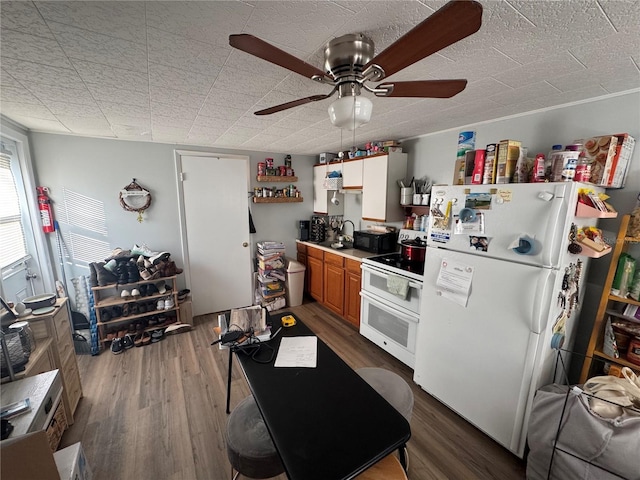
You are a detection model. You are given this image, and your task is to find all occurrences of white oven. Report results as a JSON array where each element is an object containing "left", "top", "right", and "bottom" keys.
[{"left": 359, "top": 247, "right": 424, "bottom": 369}]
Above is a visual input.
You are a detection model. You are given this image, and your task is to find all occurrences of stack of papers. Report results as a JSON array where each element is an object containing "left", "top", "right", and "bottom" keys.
[
  {"left": 274, "top": 336, "right": 317, "bottom": 368},
  {"left": 257, "top": 241, "right": 286, "bottom": 256}
]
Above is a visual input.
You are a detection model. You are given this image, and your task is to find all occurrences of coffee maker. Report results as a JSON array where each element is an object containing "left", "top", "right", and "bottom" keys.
[{"left": 299, "top": 220, "right": 310, "bottom": 241}]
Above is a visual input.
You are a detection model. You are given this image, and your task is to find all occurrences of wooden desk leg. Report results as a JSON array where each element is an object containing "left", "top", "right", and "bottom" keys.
[{"left": 226, "top": 348, "right": 233, "bottom": 414}]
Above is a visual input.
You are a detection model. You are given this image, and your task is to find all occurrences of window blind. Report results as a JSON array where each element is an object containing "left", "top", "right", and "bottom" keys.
[{"left": 0, "top": 154, "right": 28, "bottom": 268}]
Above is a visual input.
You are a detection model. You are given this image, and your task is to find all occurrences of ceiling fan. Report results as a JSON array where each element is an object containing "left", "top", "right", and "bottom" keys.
[{"left": 229, "top": 0, "right": 483, "bottom": 130}]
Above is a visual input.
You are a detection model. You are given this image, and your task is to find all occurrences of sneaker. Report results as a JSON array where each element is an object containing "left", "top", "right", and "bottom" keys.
[
  {"left": 147, "top": 283, "right": 159, "bottom": 296},
  {"left": 122, "top": 335, "right": 134, "bottom": 349},
  {"left": 95, "top": 262, "right": 118, "bottom": 286},
  {"left": 131, "top": 244, "right": 155, "bottom": 257},
  {"left": 121, "top": 290, "right": 131, "bottom": 298},
  {"left": 177, "top": 289, "right": 190, "bottom": 303},
  {"left": 157, "top": 299, "right": 165, "bottom": 311},
  {"left": 111, "top": 338, "right": 124, "bottom": 355},
  {"left": 151, "top": 329, "right": 165, "bottom": 343},
  {"left": 131, "top": 288, "right": 141, "bottom": 298},
  {"left": 104, "top": 259, "right": 117, "bottom": 273},
  {"left": 150, "top": 252, "right": 170, "bottom": 265},
  {"left": 136, "top": 255, "right": 145, "bottom": 267},
  {"left": 164, "top": 297, "right": 175, "bottom": 310},
  {"left": 156, "top": 281, "right": 167, "bottom": 294}
]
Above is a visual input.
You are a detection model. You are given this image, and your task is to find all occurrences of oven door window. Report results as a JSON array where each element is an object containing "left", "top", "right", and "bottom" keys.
[
  {"left": 361, "top": 294, "right": 418, "bottom": 350},
  {"left": 361, "top": 266, "right": 422, "bottom": 315}
]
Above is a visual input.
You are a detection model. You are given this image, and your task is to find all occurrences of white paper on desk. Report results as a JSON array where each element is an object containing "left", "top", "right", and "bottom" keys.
[
  {"left": 274, "top": 336, "right": 317, "bottom": 368},
  {"left": 435, "top": 258, "right": 474, "bottom": 307}
]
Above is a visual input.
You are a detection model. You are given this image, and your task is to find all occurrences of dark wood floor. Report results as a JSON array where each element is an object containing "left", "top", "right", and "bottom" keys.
[{"left": 61, "top": 300, "right": 526, "bottom": 479}]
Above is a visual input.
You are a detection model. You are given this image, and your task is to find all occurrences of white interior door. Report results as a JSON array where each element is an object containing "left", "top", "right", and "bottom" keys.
[{"left": 178, "top": 153, "right": 252, "bottom": 316}]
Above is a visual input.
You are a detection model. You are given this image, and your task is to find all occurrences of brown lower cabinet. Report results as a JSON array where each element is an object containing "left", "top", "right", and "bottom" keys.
[{"left": 297, "top": 242, "right": 361, "bottom": 328}]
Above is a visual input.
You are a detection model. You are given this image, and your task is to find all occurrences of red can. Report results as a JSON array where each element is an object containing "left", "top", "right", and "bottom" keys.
[
  {"left": 279, "top": 166, "right": 286, "bottom": 176},
  {"left": 258, "top": 162, "right": 266, "bottom": 175}
]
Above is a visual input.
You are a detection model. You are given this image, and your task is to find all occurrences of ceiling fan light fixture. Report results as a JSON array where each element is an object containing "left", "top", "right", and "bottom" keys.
[{"left": 328, "top": 95, "right": 372, "bottom": 130}]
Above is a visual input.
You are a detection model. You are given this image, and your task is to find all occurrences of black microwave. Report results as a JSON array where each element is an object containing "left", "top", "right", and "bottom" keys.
[{"left": 353, "top": 230, "right": 397, "bottom": 254}]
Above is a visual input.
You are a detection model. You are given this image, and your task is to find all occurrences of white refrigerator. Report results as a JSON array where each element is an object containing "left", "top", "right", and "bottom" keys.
[{"left": 413, "top": 182, "right": 606, "bottom": 458}]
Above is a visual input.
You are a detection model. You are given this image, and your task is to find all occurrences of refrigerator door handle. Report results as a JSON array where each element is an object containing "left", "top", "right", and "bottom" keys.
[
  {"left": 531, "top": 268, "right": 556, "bottom": 334},
  {"left": 541, "top": 191, "right": 567, "bottom": 267}
]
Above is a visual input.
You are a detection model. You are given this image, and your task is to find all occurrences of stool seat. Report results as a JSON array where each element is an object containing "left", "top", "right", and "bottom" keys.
[
  {"left": 356, "top": 454, "right": 408, "bottom": 480},
  {"left": 226, "top": 396, "right": 284, "bottom": 479},
  {"left": 356, "top": 367, "right": 414, "bottom": 422}
]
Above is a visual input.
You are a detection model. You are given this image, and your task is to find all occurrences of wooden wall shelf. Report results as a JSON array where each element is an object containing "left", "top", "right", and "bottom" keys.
[
  {"left": 256, "top": 175, "right": 298, "bottom": 182},
  {"left": 253, "top": 197, "right": 303, "bottom": 203}
]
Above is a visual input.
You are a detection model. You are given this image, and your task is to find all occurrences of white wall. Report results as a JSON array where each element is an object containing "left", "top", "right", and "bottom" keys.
[{"left": 28, "top": 133, "right": 315, "bottom": 289}]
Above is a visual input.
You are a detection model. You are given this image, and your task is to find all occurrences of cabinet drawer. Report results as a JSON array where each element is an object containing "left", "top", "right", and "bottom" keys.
[
  {"left": 46, "top": 400, "right": 67, "bottom": 451},
  {"left": 307, "top": 246, "right": 323, "bottom": 260},
  {"left": 345, "top": 258, "right": 361, "bottom": 274},
  {"left": 53, "top": 307, "right": 71, "bottom": 344},
  {"left": 62, "top": 352, "right": 83, "bottom": 415},
  {"left": 324, "top": 252, "right": 344, "bottom": 267},
  {"left": 296, "top": 243, "right": 307, "bottom": 253}
]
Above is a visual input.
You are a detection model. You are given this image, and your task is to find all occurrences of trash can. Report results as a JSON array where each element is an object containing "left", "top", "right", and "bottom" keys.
[{"left": 285, "top": 258, "right": 306, "bottom": 307}]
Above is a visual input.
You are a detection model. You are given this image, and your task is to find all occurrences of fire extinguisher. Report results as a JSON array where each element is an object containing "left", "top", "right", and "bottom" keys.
[{"left": 37, "top": 186, "right": 55, "bottom": 233}]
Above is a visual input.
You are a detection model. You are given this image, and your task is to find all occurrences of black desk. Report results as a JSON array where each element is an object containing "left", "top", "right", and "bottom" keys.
[{"left": 225, "top": 311, "right": 411, "bottom": 480}]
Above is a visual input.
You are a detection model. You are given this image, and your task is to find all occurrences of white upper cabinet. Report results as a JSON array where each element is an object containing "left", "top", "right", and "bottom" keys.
[
  {"left": 342, "top": 159, "right": 363, "bottom": 189},
  {"left": 361, "top": 153, "right": 407, "bottom": 222}
]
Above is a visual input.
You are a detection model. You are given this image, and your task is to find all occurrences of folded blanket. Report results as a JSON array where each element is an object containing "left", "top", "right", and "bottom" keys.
[{"left": 387, "top": 274, "right": 409, "bottom": 299}]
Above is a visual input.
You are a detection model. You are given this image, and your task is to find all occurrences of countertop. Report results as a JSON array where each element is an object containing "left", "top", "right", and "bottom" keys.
[{"left": 296, "top": 240, "right": 378, "bottom": 261}]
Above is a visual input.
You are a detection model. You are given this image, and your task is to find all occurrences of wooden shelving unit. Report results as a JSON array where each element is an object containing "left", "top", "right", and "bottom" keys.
[
  {"left": 256, "top": 175, "right": 298, "bottom": 182},
  {"left": 580, "top": 214, "right": 640, "bottom": 382},
  {"left": 253, "top": 197, "right": 303, "bottom": 203}
]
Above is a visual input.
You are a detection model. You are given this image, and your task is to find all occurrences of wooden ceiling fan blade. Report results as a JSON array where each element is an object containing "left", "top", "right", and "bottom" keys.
[
  {"left": 255, "top": 94, "right": 333, "bottom": 116},
  {"left": 378, "top": 79, "right": 467, "bottom": 98},
  {"left": 366, "top": 0, "right": 482, "bottom": 79},
  {"left": 229, "top": 34, "right": 326, "bottom": 79}
]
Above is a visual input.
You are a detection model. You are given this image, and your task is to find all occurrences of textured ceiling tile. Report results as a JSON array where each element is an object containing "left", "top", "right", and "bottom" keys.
[
  {"left": 454, "top": 78, "right": 513, "bottom": 104},
  {"left": 35, "top": 1, "right": 147, "bottom": 43},
  {"left": 214, "top": 66, "right": 281, "bottom": 97},
  {"left": 0, "top": 57, "right": 85, "bottom": 90},
  {"left": 495, "top": 53, "right": 586, "bottom": 89},
  {"left": 148, "top": 62, "right": 214, "bottom": 93},
  {"left": 602, "top": 74, "right": 640, "bottom": 93},
  {"left": 225, "top": 125, "right": 262, "bottom": 139},
  {"left": 149, "top": 86, "right": 207, "bottom": 109},
  {"left": 152, "top": 125, "right": 190, "bottom": 140},
  {"left": 198, "top": 105, "right": 246, "bottom": 122},
  {"left": 489, "top": 81, "right": 561, "bottom": 107},
  {"left": 97, "top": 101, "right": 150, "bottom": 119},
  {"left": 48, "top": 21, "right": 148, "bottom": 72},
  {"left": 151, "top": 102, "right": 199, "bottom": 122},
  {"left": 550, "top": 57, "right": 640, "bottom": 92},
  {"left": 0, "top": 101, "right": 56, "bottom": 120},
  {"left": 146, "top": 1, "right": 253, "bottom": 46},
  {"left": 57, "top": 116, "right": 115, "bottom": 136},
  {"left": 1, "top": 1, "right": 55, "bottom": 39},
  {"left": 0, "top": 28, "right": 72, "bottom": 69},
  {"left": 111, "top": 124, "right": 152, "bottom": 138},
  {"left": 245, "top": 2, "right": 354, "bottom": 55},
  {"left": 233, "top": 114, "right": 279, "bottom": 130},
  {"left": 200, "top": 90, "right": 262, "bottom": 115},
  {"left": 0, "top": 84, "right": 42, "bottom": 105},
  {"left": 214, "top": 133, "right": 252, "bottom": 146},
  {"left": 571, "top": 32, "right": 640, "bottom": 67},
  {"left": 25, "top": 83, "right": 96, "bottom": 106},
  {"left": 8, "top": 116, "right": 70, "bottom": 133},
  {"left": 535, "top": 85, "right": 610, "bottom": 109},
  {"left": 187, "top": 124, "right": 228, "bottom": 141},
  {"left": 73, "top": 59, "right": 149, "bottom": 93},
  {"left": 85, "top": 83, "right": 149, "bottom": 108},
  {"left": 147, "top": 27, "right": 228, "bottom": 78},
  {"left": 152, "top": 113, "right": 194, "bottom": 129},
  {"left": 224, "top": 49, "right": 294, "bottom": 79},
  {"left": 598, "top": 0, "right": 640, "bottom": 33},
  {"left": 45, "top": 100, "right": 103, "bottom": 118},
  {"left": 0, "top": 68, "right": 21, "bottom": 87},
  {"left": 191, "top": 114, "right": 236, "bottom": 130}
]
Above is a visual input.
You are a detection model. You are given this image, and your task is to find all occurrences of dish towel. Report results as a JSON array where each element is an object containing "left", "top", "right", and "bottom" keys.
[{"left": 387, "top": 274, "right": 410, "bottom": 299}]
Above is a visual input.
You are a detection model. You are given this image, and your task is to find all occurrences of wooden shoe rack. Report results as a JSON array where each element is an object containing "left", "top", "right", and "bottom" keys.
[{"left": 92, "top": 275, "right": 180, "bottom": 346}]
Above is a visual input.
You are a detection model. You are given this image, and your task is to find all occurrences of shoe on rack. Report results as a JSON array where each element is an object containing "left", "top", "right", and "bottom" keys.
[
  {"left": 121, "top": 289, "right": 131, "bottom": 299},
  {"left": 149, "top": 315, "right": 158, "bottom": 326},
  {"left": 131, "top": 288, "right": 141, "bottom": 299},
  {"left": 177, "top": 289, "right": 190, "bottom": 303},
  {"left": 136, "top": 255, "right": 145, "bottom": 267},
  {"left": 157, "top": 299, "right": 165, "bottom": 311},
  {"left": 150, "top": 252, "right": 170, "bottom": 265},
  {"left": 100, "top": 308, "right": 112, "bottom": 322},
  {"left": 111, "top": 338, "right": 124, "bottom": 355},
  {"left": 122, "top": 303, "right": 130, "bottom": 317},
  {"left": 104, "top": 259, "right": 117, "bottom": 273},
  {"left": 94, "top": 262, "right": 118, "bottom": 286},
  {"left": 156, "top": 281, "right": 167, "bottom": 295},
  {"left": 139, "top": 284, "right": 148, "bottom": 297},
  {"left": 89, "top": 263, "right": 98, "bottom": 287},
  {"left": 134, "top": 333, "right": 144, "bottom": 347},
  {"left": 122, "top": 335, "right": 134, "bottom": 349},
  {"left": 130, "top": 303, "right": 139, "bottom": 315},
  {"left": 164, "top": 297, "right": 175, "bottom": 310},
  {"left": 151, "top": 329, "right": 165, "bottom": 343},
  {"left": 147, "top": 283, "right": 159, "bottom": 296},
  {"left": 142, "top": 331, "right": 152, "bottom": 346}
]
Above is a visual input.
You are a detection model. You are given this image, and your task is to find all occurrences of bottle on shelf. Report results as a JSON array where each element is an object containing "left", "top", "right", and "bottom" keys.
[
  {"left": 513, "top": 146, "right": 528, "bottom": 183},
  {"left": 546, "top": 144, "right": 563, "bottom": 181},
  {"left": 574, "top": 151, "right": 592, "bottom": 183},
  {"left": 531, "top": 153, "right": 546, "bottom": 183}
]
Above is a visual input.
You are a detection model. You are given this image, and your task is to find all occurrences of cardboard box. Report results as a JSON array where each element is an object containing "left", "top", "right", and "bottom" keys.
[
  {"left": 452, "top": 150, "right": 476, "bottom": 185},
  {"left": 579, "top": 135, "right": 618, "bottom": 186},
  {"left": 1, "top": 430, "right": 61, "bottom": 480},
  {"left": 496, "top": 140, "right": 521, "bottom": 184},
  {"left": 609, "top": 133, "right": 635, "bottom": 188},
  {"left": 482, "top": 144, "right": 497, "bottom": 184}
]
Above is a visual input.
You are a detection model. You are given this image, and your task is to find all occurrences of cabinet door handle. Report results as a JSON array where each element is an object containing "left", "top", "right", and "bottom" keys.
[{"left": 242, "top": 242, "right": 248, "bottom": 247}]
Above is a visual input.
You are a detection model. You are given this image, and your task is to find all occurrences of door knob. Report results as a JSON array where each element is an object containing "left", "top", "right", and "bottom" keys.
[{"left": 242, "top": 242, "right": 248, "bottom": 247}]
